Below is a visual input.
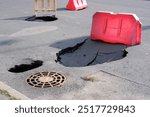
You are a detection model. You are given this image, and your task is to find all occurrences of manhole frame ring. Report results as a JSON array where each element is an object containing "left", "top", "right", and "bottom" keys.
[{"left": 26, "top": 71, "right": 66, "bottom": 88}]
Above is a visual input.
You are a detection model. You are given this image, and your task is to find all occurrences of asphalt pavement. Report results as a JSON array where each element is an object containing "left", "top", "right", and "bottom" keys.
[{"left": 0, "top": 0, "right": 150, "bottom": 99}]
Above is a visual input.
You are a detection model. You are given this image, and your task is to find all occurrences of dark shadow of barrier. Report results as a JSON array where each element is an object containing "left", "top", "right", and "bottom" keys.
[
  {"left": 57, "top": 8, "right": 67, "bottom": 11},
  {"left": 3, "top": 16, "right": 31, "bottom": 21},
  {"left": 25, "top": 15, "right": 58, "bottom": 22},
  {"left": 50, "top": 36, "right": 88, "bottom": 49},
  {"left": 0, "top": 40, "right": 17, "bottom": 46},
  {"left": 143, "top": 26, "right": 150, "bottom": 31},
  {"left": 50, "top": 36, "right": 128, "bottom": 67},
  {"left": 3, "top": 15, "right": 58, "bottom": 22}
]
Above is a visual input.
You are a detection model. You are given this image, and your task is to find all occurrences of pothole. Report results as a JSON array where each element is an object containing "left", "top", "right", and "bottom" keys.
[
  {"left": 25, "top": 15, "right": 58, "bottom": 22},
  {"left": 8, "top": 59, "right": 43, "bottom": 73},
  {"left": 26, "top": 72, "right": 66, "bottom": 88},
  {"left": 56, "top": 39, "right": 128, "bottom": 67}
]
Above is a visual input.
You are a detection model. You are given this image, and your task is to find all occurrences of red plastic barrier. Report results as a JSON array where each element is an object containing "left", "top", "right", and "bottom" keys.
[
  {"left": 66, "top": 0, "right": 87, "bottom": 11},
  {"left": 90, "top": 11, "right": 142, "bottom": 46}
]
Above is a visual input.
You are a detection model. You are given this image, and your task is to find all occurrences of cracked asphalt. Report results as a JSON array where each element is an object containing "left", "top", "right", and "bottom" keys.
[{"left": 0, "top": 0, "right": 150, "bottom": 99}]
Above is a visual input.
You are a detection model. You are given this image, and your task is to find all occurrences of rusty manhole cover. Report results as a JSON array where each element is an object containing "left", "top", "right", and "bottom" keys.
[{"left": 26, "top": 72, "right": 66, "bottom": 88}]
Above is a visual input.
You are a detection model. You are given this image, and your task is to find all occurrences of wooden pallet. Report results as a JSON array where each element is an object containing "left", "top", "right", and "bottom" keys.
[{"left": 34, "top": 0, "right": 57, "bottom": 16}]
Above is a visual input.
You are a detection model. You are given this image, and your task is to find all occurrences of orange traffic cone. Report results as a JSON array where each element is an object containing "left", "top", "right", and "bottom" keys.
[{"left": 66, "top": 0, "right": 87, "bottom": 11}]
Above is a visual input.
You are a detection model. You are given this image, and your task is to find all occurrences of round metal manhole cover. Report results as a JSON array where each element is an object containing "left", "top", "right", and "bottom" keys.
[{"left": 26, "top": 72, "right": 66, "bottom": 88}]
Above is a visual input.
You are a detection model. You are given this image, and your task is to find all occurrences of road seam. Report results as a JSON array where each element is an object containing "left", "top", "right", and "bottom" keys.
[{"left": 100, "top": 70, "right": 150, "bottom": 89}]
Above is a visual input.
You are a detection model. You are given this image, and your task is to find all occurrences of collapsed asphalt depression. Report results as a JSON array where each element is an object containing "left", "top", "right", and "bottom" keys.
[
  {"left": 25, "top": 15, "right": 58, "bottom": 22},
  {"left": 8, "top": 59, "right": 43, "bottom": 73},
  {"left": 56, "top": 38, "right": 128, "bottom": 67}
]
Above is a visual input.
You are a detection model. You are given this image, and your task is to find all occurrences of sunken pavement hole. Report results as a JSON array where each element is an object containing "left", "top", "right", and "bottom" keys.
[
  {"left": 8, "top": 59, "right": 43, "bottom": 73},
  {"left": 55, "top": 39, "right": 128, "bottom": 67},
  {"left": 25, "top": 15, "right": 58, "bottom": 22}
]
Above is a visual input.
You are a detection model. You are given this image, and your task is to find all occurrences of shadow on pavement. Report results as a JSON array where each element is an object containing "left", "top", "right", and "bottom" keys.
[
  {"left": 3, "top": 16, "right": 31, "bottom": 21},
  {"left": 3, "top": 15, "right": 58, "bottom": 22},
  {"left": 143, "top": 25, "right": 150, "bottom": 31},
  {"left": 57, "top": 8, "right": 67, "bottom": 11},
  {"left": 0, "top": 40, "right": 17, "bottom": 46},
  {"left": 25, "top": 15, "right": 58, "bottom": 22}
]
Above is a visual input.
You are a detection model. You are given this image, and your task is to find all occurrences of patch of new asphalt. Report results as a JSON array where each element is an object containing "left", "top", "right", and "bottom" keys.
[{"left": 0, "top": 0, "right": 150, "bottom": 99}]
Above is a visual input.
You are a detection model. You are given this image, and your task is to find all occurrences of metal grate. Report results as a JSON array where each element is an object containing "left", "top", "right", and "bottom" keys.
[{"left": 26, "top": 72, "right": 66, "bottom": 88}]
